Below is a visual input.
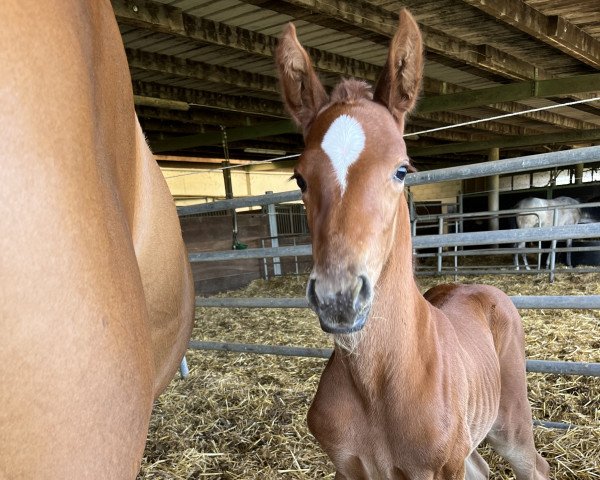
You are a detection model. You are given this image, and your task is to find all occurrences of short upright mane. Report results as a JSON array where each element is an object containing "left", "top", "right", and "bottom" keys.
[{"left": 330, "top": 79, "right": 373, "bottom": 104}]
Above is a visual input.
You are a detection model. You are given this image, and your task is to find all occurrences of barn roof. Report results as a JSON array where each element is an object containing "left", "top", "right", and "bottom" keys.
[{"left": 113, "top": 0, "right": 600, "bottom": 169}]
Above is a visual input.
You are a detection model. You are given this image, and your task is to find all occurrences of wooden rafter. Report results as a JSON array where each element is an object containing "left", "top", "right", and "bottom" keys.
[
  {"left": 462, "top": 0, "right": 600, "bottom": 68},
  {"left": 112, "top": 0, "right": 381, "bottom": 81},
  {"left": 126, "top": 49, "right": 280, "bottom": 94},
  {"left": 132, "top": 81, "right": 287, "bottom": 118},
  {"left": 240, "top": 0, "right": 549, "bottom": 80},
  {"left": 410, "top": 128, "right": 600, "bottom": 156}
]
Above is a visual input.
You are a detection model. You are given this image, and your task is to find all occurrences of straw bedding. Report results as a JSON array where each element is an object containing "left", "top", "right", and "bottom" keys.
[{"left": 138, "top": 271, "right": 599, "bottom": 479}]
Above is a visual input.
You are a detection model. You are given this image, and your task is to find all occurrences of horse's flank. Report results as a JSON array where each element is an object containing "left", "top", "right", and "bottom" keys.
[{"left": 0, "top": 1, "right": 194, "bottom": 478}]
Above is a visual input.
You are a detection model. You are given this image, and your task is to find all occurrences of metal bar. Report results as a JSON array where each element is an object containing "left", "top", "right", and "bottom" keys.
[
  {"left": 526, "top": 359, "right": 600, "bottom": 376},
  {"left": 415, "top": 244, "right": 600, "bottom": 257},
  {"left": 195, "top": 295, "right": 600, "bottom": 309},
  {"left": 196, "top": 297, "right": 308, "bottom": 308},
  {"left": 532, "top": 420, "right": 575, "bottom": 430},
  {"left": 188, "top": 340, "right": 331, "bottom": 359},
  {"left": 189, "top": 244, "right": 311, "bottom": 262},
  {"left": 177, "top": 146, "right": 600, "bottom": 216},
  {"left": 415, "top": 267, "right": 600, "bottom": 276},
  {"left": 414, "top": 201, "right": 600, "bottom": 223},
  {"left": 266, "top": 198, "right": 281, "bottom": 276},
  {"left": 407, "top": 145, "right": 600, "bottom": 185},
  {"left": 413, "top": 223, "right": 599, "bottom": 249},
  {"left": 188, "top": 340, "right": 600, "bottom": 376},
  {"left": 178, "top": 190, "right": 301, "bottom": 216},
  {"left": 437, "top": 217, "right": 443, "bottom": 274},
  {"left": 188, "top": 223, "right": 599, "bottom": 262}
]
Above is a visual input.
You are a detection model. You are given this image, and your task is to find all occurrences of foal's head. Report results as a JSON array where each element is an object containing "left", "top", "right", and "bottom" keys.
[{"left": 276, "top": 10, "right": 423, "bottom": 335}]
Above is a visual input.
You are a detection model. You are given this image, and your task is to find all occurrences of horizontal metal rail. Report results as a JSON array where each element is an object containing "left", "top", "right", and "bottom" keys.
[
  {"left": 188, "top": 223, "right": 600, "bottom": 262},
  {"left": 414, "top": 201, "right": 600, "bottom": 223},
  {"left": 195, "top": 295, "right": 600, "bottom": 309},
  {"left": 196, "top": 297, "right": 309, "bottom": 308},
  {"left": 532, "top": 420, "right": 574, "bottom": 430},
  {"left": 406, "top": 145, "right": 600, "bottom": 186},
  {"left": 414, "top": 223, "right": 599, "bottom": 249},
  {"left": 417, "top": 244, "right": 600, "bottom": 258},
  {"left": 415, "top": 267, "right": 600, "bottom": 276},
  {"left": 178, "top": 145, "right": 600, "bottom": 216},
  {"left": 189, "top": 244, "right": 311, "bottom": 262},
  {"left": 178, "top": 190, "right": 300, "bottom": 216},
  {"left": 188, "top": 341, "right": 600, "bottom": 377}
]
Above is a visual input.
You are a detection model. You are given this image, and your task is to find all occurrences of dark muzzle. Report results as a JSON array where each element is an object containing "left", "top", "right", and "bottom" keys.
[{"left": 307, "top": 274, "right": 373, "bottom": 334}]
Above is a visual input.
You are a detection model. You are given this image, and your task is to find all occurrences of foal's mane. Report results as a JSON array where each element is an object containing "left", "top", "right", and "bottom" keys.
[{"left": 329, "top": 78, "right": 373, "bottom": 104}]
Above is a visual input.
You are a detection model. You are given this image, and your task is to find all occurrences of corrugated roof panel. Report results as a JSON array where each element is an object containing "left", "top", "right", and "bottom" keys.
[{"left": 424, "top": 62, "right": 496, "bottom": 91}]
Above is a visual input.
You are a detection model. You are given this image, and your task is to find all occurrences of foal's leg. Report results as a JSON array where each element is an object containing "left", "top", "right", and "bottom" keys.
[
  {"left": 464, "top": 450, "right": 489, "bottom": 479},
  {"left": 486, "top": 305, "right": 550, "bottom": 479},
  {"left": 486, "top": 365, "right": 550, "bottom": 480}
]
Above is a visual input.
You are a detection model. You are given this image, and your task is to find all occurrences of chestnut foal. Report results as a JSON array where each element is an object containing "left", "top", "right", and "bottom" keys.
[{"left": 276, "top": 10, "right": 550, "bottom": 480}]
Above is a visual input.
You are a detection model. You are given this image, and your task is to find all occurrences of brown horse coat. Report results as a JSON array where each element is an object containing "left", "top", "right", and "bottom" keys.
[
  {"left": 0, "top": 2, "right": 194, "bottom": 478},
  {"left": 276, "top": 9, "right": 550, "bottom": 480}
]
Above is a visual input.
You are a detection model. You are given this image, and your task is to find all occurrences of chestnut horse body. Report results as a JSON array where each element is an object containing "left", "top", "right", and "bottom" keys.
[
  {"left": 276, "top": 10, "right": 549, "bottom": 480},
  {"left": 0, "top": 1, "right": 194, "bottom": 478}
]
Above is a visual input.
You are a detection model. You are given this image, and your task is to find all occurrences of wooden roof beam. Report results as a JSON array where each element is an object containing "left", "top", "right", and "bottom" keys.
[
  {"left": 112, "top": 0, "right": 380, "bottom": 81},
  {"left": 462, "top": 0, "right": 600, "bottom": 69},
  {"left": 422, "top": 76, "right": 600, "bottom": 131},
  {"left": 150, "top": 120, "right": 296, "bottom": 152},
  {"left": 410, "top": 128, "right": 600, "bottom": 156},
  {"left": 128, "top": 51, "right": 546, "bottom": 137},
  {"left": 135, "top": 106, "right": 262, "bottom": 127},
  {"left": 133, "top": 81, "right": 287, "bottom": 118},
  {"left": 127, "top": 48, "right": 280, "bottom": 94},
  {"left": 241, "top": 0, "right": 544, "bottom": 80}
]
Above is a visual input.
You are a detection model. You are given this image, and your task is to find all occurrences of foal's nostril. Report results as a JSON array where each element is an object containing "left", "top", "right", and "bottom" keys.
[
  {"left": 353, "top": 275, "right": 372, "bottom": 311},
  {"left": 307, "top": 277, "right": 319, "bottom": 310}
]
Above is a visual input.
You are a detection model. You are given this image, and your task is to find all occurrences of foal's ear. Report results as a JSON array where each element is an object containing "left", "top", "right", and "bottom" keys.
[
  {"left": 373, "top": 9, "right": 423, "bottom": 121},
  {"left": 275, "top": 23, "right": 328, "bottom": 135}
]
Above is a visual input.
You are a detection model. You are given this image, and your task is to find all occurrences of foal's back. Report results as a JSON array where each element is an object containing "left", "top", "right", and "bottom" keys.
[{"left": 425, "top": 283, "right": 524, "bottom": 352}]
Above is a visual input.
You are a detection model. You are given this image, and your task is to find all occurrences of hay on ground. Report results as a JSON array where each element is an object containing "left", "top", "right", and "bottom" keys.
[{"left": 139, "top": 271, "right": 599, "bottom": 479}]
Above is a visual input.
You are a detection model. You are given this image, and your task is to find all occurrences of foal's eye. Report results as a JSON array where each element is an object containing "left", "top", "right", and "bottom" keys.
[
  {"left": 394, "top": 166, "right": 408, "bottom": 182},
  {"left": 292, "top": 173, "right": 307, "bottom": 193}
]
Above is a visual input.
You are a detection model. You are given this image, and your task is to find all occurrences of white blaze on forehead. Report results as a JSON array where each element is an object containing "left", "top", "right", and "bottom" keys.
[{"left": 320, "top": 114, "right": 366, "bottom": 193}]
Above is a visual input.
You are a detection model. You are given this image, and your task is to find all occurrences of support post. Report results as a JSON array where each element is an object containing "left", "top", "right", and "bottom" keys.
[
  {"left": 266, "top": 191, "right": 281, "bottom": 276},
  {"left": 487, "top": 148, "right": 500, "bottom": 247},
  {"left": 575, "top": 163, "right": 584, "bottom": 184},
  {"left": 221, "top": 128, "right": 239, "bottom": 249}
]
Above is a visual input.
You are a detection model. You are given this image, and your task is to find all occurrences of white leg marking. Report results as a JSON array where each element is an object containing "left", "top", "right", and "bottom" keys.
[{"left": 321, "top": 114, "right": 366, "bottom": 194}]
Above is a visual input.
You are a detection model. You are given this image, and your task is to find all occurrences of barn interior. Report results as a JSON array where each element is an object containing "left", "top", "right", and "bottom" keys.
[
  {"left": 107, "top": 3, "right": 600, "bottom": 479},
  {"left": 114, "top": 0, "right": 600, "bottom": 168},
  {"left": 111, "top": 0, "right": 600, "bottom": 291}
]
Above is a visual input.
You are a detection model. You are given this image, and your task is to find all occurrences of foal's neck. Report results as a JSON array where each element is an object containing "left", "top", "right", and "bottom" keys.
[{"left": 340, "top": 203, "right": 435, "bottom": 396}]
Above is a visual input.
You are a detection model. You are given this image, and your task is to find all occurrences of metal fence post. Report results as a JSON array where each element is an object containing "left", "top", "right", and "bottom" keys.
[{"left": 266, "top": 192, "right": 281, "bottom": 276}]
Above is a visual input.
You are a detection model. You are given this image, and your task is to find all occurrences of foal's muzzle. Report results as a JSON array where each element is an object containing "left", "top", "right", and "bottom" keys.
[{"left": 307, "top": 275, "right": 373, "bottom": 334}]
